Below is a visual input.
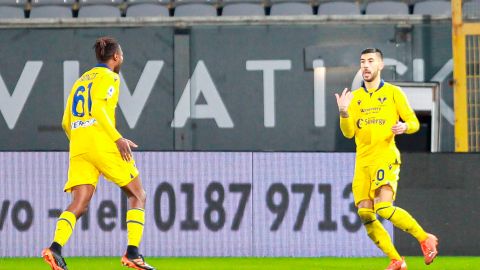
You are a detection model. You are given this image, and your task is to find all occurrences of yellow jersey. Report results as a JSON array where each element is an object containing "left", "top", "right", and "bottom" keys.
[
  {"left": 62, "top": 64, "right": 122, "bottom": 158},
  {"left": 339, "top": 80, "right": 419, "bottom": 166}
]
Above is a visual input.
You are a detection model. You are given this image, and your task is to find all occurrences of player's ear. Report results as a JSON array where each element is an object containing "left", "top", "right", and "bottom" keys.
[{"left": 378, "top": 60, "right": 384, "bottom": 71}]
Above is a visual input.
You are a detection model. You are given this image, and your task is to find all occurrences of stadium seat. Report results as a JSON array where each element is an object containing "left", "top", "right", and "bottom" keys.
[
  {"left": 317, "top": 1, "right": 360, "bottom": 15},
  {"left": 126, "top": 2, "right": 169, "bottom": 16},
  {"left": 0, "top": 0, "right": 25, "bottom": 18},
  {"left": 30, "top": 0, "right": 73, "bottom": 18},
  {"left": 365, "top": 1, "right": 409, "bottom": 15},
  {"left": 0, "top": 0, "right": 25, "bottom": 6},
  {"left": 78, "top": 0, "right": 122, "bottom": 17},
  {"left": 413, "top": 0, "right": 451, "bottom": 16},
  {"left": 270, "top": 2, "right": 313, "bottom": 15},
  {"left": 174, "top": 3, "right": 217, "bottom": 16},
  {"left": 222, "top": 3, "right": 264, "bottom": 16}
]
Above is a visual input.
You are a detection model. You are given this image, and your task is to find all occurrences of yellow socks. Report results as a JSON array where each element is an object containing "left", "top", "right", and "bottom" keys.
[
  {"left": 52, "top": 208, "right": 146, "bottom": 251},
  {"left": 358, "top": 202, "right": 429, "bottom": 261},
  {"left": 127, "top": 208, "right": 145, "bottom": 247},
  {"left": 375, "top": 202, "right": 428, "bottom": 242},
  {"left": 358, "top": 208, "right": 401, "bottom": 260},
  {"left": 53, "top": 211, "right": 77, "bottom": 246}
]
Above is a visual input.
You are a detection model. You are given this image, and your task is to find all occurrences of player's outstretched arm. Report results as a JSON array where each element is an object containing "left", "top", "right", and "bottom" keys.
[{"left": 335, "top": 88, "right": 355, "bottom": 139}]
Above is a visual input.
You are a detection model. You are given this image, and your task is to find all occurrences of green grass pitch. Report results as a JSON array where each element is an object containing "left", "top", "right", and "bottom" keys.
[{"left": 0, "top": 257, "right": 479, "bottom": 270}]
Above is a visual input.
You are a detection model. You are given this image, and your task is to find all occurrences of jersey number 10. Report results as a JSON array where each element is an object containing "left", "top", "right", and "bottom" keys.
[{"left": 72, "top": 82, "right": 93, "bottom": 117}]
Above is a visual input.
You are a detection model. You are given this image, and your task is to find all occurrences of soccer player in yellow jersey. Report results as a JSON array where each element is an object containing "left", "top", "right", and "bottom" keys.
[
  {"left": 42, "top": 37, "right": 155, "bottom": 270},
  {"left": 335, "top": 48, "right": 438, "bottom": 270}
]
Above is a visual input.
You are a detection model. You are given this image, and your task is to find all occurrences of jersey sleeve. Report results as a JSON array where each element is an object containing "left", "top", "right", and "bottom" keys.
[
  {"left": 90, "top": 75, "right": 122, "bottom": 142},
  {"left": 90, "top": 73, "right": 118, "bottom": 101},
  {"left": 61, "top": 90, "right": 73, "bottom": 140},
  {"left": 339, "top": 102, "right": 355, "bottom": 139},
  {"left": 394, "top": 87, "right": 419, "bottom": 134}
]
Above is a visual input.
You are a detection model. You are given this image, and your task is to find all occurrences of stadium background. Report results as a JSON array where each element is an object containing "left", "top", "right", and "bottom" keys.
[{"left": 0, "top": 0, "right": 479, "bottom": 268}]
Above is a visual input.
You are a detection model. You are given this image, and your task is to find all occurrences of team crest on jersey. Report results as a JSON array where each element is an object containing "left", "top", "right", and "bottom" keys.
[
  {"left": 107, "top": 86, "right": 115, "bottom": 98},
  {"left": 378, "top": 97, "right": 387, "bottom": 104}
]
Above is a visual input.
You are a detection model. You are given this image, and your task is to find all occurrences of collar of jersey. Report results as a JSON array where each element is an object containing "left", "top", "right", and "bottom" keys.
[
  {"left": 361, "top": 79, "right": 385, "bottom": 93},
  {"left": 95, "top": 63, "right": 111, "bottom": 70}
]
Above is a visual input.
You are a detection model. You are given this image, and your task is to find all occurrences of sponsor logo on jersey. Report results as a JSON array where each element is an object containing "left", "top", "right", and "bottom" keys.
[
  {"left": 360, "top": 107, "right": 381, "bottom": 114},
  {"left": 356, "top": 118, "right": 386, "bottom": 129},
  {"left": 71, "top": 119, "right": 96, "bottom": 130}
]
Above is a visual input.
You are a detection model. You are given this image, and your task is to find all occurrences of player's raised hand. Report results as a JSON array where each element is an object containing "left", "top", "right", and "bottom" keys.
[
  {"left": 392, "top": 121, "right": 408, "bottom": 135},
  {"left": 334, "top": 88, "right": 353, "bottom": 116},
  {"left": 116, "top": 138, "right": 138, "bottom": 161}
]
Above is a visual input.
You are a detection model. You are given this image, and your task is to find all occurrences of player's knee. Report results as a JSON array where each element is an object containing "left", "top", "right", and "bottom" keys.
[
  {"left": 374, "top": 202, "right": 395, "bottom": 220},
  {"left": 358, "top": 208, "right": 376, "bottom": 224}
]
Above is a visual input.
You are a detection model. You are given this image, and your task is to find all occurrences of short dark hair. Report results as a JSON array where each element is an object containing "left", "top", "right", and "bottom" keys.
[
  {"left": 361, "top": 48, "right": 383, "bottom": 59},
  {"left": 93, "top": 36, "right": 120, "bottom": 63}
]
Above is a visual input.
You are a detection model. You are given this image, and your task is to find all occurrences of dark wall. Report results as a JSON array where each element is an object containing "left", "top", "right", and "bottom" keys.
[
  {"left": 395, "top": 153, "right": 480, "bottom": 255},
  {"left": 0, "top": 21, "right": 454, "bottom": 151}
]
